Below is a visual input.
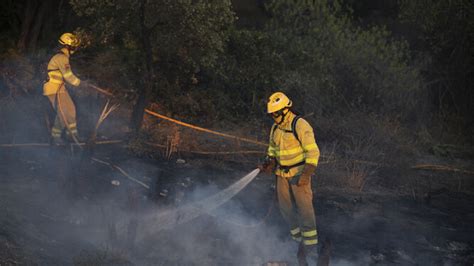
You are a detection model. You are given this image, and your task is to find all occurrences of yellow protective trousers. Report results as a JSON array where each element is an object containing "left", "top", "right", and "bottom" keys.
[
  {"left": 277, "top": 174, "right": 318, "bottom": 247},
  {"left": 46, "top": 85, "right": 78, "bottom": 139}
]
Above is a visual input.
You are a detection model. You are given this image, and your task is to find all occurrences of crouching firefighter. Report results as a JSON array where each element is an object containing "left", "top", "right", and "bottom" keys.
[
  {"left": 259, "top": 92, "right": 320, "bottom": 261},
  {"left": 43, "top": 32, "right": 83, "bottom": 145}
]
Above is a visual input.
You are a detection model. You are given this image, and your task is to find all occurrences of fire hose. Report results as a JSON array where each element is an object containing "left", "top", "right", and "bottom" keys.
[
  {"left": 54, "top": 81, "right": 111, "bottom": 147},
  {"left": 81, "top": 83, "right": 268, "bottom": 147},
  {"left": 56, "top": 81, "right": 120, "bottom": 144},
  {"left": 55, "top": 85, "right": 82, "bottom": 148},
  {"left": 80, "top": 88, "right": 275, "bottom": 229},
  {"left": 88, "top": 83, "right": 114, "bottom": 97}
]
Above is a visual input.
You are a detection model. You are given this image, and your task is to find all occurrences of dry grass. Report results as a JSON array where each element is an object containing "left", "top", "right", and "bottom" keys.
[
  {"left": 341, "top": 136, "right": 383, "bottom": 192},
  {"left": 315, "top": 113, "right": 410, "bottom": 193},
  {"left": 132, "top": 111, "right": 266, "bottom": 163},
  {"left": 73, "top": 248, "right": 132, "bottom": 266}
]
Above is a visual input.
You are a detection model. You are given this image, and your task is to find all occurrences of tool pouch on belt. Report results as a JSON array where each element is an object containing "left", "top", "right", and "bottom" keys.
[
  {"left": 278, "top": 160, "right": 305, "bottom": 184},
  {"left": 289, "top": 174, "right": 302, "bottom": 185},
  {"left": 279, "top": 161, "right": 305, "bottom": 173}
]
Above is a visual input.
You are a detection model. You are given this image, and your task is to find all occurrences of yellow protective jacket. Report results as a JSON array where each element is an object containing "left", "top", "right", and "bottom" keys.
[
  {"left": 267, "top": 111, "right": 320, "bottom": 178},
  {"left": 43, "top": 48, "right": 81, "bottom": 95}
]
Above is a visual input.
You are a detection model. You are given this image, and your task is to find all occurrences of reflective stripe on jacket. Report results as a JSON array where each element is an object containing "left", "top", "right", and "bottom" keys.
[
  {"left": 267, "top": 112, "right": 320, "bottom": 178},
  {"left": 43, "top": 48, "right": 80, "bottom": 95}
]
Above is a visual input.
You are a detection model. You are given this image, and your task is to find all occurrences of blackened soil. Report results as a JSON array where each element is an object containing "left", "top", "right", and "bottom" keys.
[{"left": 0, "top": 144, "right": 473, "bottom": 265}]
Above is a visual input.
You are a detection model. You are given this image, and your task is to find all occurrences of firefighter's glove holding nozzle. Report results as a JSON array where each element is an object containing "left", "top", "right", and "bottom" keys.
[
  {"left": 258, "top": 156, "right": 276, "bottom": 174},
  {"left": 297, "top": 164, "right": 317, "bottom": 187}
]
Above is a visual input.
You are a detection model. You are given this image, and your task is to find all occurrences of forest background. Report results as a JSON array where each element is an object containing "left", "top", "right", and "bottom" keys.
[{"left": 1, "top": 0, "right": 473, "bottom": 191}]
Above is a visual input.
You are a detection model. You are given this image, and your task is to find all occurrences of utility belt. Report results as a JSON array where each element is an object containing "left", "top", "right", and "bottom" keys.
[
  {"left": 45, "top": 69, "right": 63, "bottom": 84},
  {"left": 278, "top": 160, "right": 305, "bottom": 174}
]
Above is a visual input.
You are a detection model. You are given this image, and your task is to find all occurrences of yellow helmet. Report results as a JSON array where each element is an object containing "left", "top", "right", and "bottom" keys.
[
  {"left": 58, "top": 33, "right": 80, "bottom": 47},
  {"left": 267, "top": 92, "right": 292, "bottom": 113}
]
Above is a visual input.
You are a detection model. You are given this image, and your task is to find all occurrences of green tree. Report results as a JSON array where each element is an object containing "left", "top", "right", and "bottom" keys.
[
  {"left": 205, "top": 0, "right": 423, "bottom": 123},
  {"left": 400, "top": 0, "right": 474, "bottom": 125},
  {"left": 201, "top": 28, "right": 282, "bottom": 121},
  {"left": 69, "top": 0, "right": 235, "bottom": 130},
  {"left": 263, "top": 0, "right": 423, "bottom": 117}
]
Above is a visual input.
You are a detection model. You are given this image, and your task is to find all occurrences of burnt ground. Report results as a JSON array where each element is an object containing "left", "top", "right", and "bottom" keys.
[
  {"left": 1, "top": 144, "right": 473, "bottom": 266},
  {"left": 1, "top": 97, "right": 474, "bottom": 265}
]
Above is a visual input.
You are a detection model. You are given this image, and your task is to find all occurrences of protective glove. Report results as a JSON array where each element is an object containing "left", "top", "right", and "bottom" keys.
[
  {"left": 297, "top": 164, "right": 316, "bottom": 187},
  {"left": 258, "top": 156, "right": 276, "bottom": 174}
]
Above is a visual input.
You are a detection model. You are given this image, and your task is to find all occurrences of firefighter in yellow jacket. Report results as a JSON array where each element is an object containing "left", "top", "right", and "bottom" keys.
[
  {"left": 44, "top": 33, "right": 82, "bottom": 144},
  {"left": 260, "top": 92, "right": 320, "bottom": 258}
]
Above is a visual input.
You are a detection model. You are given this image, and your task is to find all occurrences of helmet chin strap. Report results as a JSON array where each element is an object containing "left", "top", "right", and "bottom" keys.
[
  {"left": 63, "top": 45, "right": 77, "bottom": 55},
  {"left": 69, "top": 46, "right": 77, "bottom": 55},
  {"left": 274, "top": 108, "right": 289, "bottom": 125}
]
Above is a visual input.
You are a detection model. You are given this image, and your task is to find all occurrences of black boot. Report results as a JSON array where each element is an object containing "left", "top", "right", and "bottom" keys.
[
  {"left": 297, "top": 242, "right": 309, "bottom": 266},
  {"left": 316, "top": 238, "right": 332, "bottom": 266},
  {"left": 305, "top": 244, "right": 319, "bottom": 265}
]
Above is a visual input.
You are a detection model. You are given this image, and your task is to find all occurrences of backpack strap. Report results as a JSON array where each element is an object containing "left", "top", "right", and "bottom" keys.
[
  {"left": 271, "top": 116, "right": 304, "bottom": 172},
  {"left": 291, "top": 116, "right": 302, "bottom": 145},
  {"left": 271, "top": 116, "right": 302, "bottom": 145},
  {"left": 270, "top": 123, "right": 277, "bottom": 141}
]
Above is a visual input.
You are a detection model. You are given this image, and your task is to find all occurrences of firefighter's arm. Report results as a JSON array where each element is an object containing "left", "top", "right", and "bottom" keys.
[
  {"left": 258, "top": 155, "right": 276, "bottom": 174},
  {"left": 296, "top": 119, "right": 320, "bottom": 186},
  {"left": 57, "top": 55, "right": 81, "bottom": 87}
]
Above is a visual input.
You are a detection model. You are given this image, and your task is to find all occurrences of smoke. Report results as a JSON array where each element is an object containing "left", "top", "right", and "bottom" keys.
[
  {"left": 0, "top": 91, "right": 296, "bottom": 264},
  {"left": 1, "top": 86, "right": 472, "bottom": 265},
  {"left": 1, "top": 139, "right": 299, "bottom": 264},
  {"left": 1, "top": 52, "right": 302, "bottom": 264},
  {"left": 135, "top": 169, "right": 259, "bottom": 237},
  {"left": 129, "top": 173, "right": 298, "bottom": 265}
]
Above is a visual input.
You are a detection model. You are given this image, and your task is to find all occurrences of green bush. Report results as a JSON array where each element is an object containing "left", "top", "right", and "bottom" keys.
[
  {"left": 191, "top": 0, "right": 425, "bottom": 127},
  {"left": 272, "top": 0, "right": 422, "bottom": 116},
  {"left": 65, "top": 0, "right": 426, "bottom": 128}
]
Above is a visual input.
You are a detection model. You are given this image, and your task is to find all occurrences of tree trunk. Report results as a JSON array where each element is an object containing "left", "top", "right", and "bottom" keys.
[
  {"left": 28, "top": 0, "right": 50, "bottom": 52},
  {"left": 130, "top": 0, "right": 156, "bottom": 132},
  {"left": 17, "top": 0, "right": 39, "bottom": 52},
  {"left": 130, "top": 89, "right": 149, "bottom": 132}
]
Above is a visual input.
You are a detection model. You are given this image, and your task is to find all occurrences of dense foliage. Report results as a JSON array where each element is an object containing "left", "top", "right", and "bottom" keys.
[
  {"left": 204, "top": 0, "right": 423, "bottom": 122},
  {"left": 0, "top": 0, "right": 472, "bottom": 142},
  {"left": 68, "top": 0, "right": 235, "bottom": 128},
  {"left": 399, "top": 0, "right": 474, "bottom": 124}
]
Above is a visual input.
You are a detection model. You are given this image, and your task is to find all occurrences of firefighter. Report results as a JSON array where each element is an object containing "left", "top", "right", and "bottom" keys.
[
  {"left": 43, "top": 32, "right": 83, "bottom": 144},
  {"left": 259, "top": 92, "right": 320, "bottom": 260}
]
